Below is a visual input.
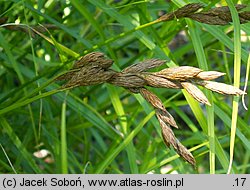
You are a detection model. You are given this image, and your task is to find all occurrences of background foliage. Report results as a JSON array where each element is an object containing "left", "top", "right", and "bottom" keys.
[{"left": 0, "top": 0, "right": 249, "bottom": 174}]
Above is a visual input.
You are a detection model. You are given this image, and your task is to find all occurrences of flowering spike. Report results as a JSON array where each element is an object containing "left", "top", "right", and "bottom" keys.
[{"left": 56, "top": 52, "right": 246, "bottom": 166}]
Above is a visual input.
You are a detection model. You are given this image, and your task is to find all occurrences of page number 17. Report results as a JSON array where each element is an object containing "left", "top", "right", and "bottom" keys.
[{"left": 234, "top": 178, "right": 246, "bottom": 187}]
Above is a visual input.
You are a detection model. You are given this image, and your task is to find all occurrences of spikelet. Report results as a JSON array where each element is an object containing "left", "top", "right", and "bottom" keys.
[
  {"left": 139, "top": 88, "right": 178, "bottom": 129},
  {"left": 198, "top": 81, "right": 246, "bottom": 95},
  {"left": 156, "top": 66, "right": 202, "bottom": 80},
  {"left": 181, "top": 82, "right": 211, "bottom": 106},
  {"left": 122, "top": 59, "right": 166, "bottom": 73},
  {"left": 157, "top": 111, "right": 196, "bottom": 166},
  {"left": 157, "top": 3, "right": 250, "bottom": 25},
  {"left": 139, "top": 73, "right": 182, "bottom": 89},
  {"left": 196, "top": 71, "right": 225, "bottom": 80}
]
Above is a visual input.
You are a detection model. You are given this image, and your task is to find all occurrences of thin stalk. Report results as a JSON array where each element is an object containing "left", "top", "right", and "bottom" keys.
[
  {"left": 226, "top": 0, "right": 241, "bottom": 174},
  {"left": 83, "top": 20, "right": 160, "bottom": 54},
  {"left": 61, "top": 92, "right": 68, "bottom": 174}
]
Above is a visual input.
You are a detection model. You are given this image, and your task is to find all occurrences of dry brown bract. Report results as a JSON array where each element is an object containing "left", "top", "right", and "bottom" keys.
[
  {"left": 56, "top": 52, "right": 245, "bottom": 167},
  {"left": 157, "top": 3, "right": 250, "bottom": 25}
]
